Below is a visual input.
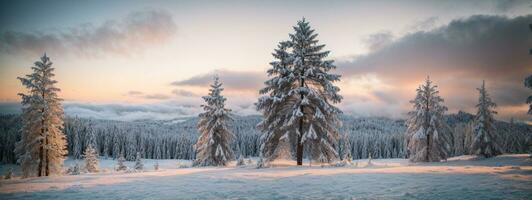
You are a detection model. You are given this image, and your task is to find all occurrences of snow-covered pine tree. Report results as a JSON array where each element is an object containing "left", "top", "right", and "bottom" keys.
[
  {"left": 471, "top": 81, "right": 501, "bottom": 157},
  {"left": 70, "top": 118, "right": 82, "bottom": 159},
  {"left": 15, "top": 53, "right": 67, "bottom": 177},
  {"left": 85, "top": 122, "right": 97, "bottom": 154},
  {"left": 83, "top": 145, "right": 99, "bottom": 173},
  {"left": 405, "top": 77, "right": 452, "bottom": 162},
  {"left": 116, "top": 154, "right": 127, "bottom": 171},
  {"left": 112, "top": 139, "right": 120, "bottom": 159},
  {"left": 134, "top": 152, "right": 143, "bottom": 170},
  {"left": 194, "top": 76, "right": 234, "bottom": 166},
  {"left": 256, "top": 18, "right": 342, "bottom": 166}
]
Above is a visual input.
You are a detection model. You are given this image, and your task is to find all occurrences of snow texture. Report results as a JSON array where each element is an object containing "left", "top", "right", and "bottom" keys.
[{"left": 0, "top": 155, "right": 530, "bottom": 199}]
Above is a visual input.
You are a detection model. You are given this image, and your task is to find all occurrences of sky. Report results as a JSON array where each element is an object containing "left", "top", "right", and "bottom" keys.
[{"left": 0, "top": 0, "right": 531, "bottom": 122}]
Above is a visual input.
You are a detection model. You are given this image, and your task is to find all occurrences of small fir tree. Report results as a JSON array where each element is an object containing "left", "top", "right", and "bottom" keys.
[
  {"left": 194, "top": 76, "right": 234, "bottom": 166},
  {"left": 116, "top": 154, "right": 127, "bottom": 171},
  {"left": 134, "top": 152, "right": 143, "bottom": 171},
  {"left": 83, "top": 145, "right": 99, "bottom": 173},
  {"left": 405, "top": 77, "right": 452, "bottom": 162},
  {"left": 471, "top": 81, "right": 501, "bottom": 157}
]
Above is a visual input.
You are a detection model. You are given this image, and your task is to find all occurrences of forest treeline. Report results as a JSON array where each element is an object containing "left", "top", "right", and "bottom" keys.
[{"left": 0, "top": 112, "right": 530, "bottom": 164}]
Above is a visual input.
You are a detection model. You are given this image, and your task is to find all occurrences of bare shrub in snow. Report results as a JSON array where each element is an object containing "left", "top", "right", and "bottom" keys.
[
  {"left": 256, "top": 157, "right": 267, "bottom": 169},
  {"left": 154, "top": 161, "right": 159, "bottom": 171},
  {"left": 4, "top": 168, "right": 13, "bottom": 179},
  {"left": 68, "top": 163, "right": 81, "bottom": 175},
  {"left": 236, "top": 155, "right": 245, "bottom": 166}
]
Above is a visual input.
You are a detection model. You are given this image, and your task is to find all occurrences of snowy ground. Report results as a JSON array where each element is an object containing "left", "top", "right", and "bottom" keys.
[{"left": 0, "top": 154, "right": 531, "bottom": 199}]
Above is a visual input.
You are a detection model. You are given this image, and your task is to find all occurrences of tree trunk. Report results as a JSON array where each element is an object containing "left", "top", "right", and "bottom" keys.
[
  {"left": 45, "top": 128, "right": 49, "bottom": 176},
  {"left": 426, "top": 132, "right": 431, "bottom": 162},
  {"left": 38, "top": 142, "right": 43, "bottom": 177},
  {"left": 38, "top": 120, "right": 44, "bottom": 176},
  {"left": 296, "top": 133, "right": 303, "bottom": 165},
  {"left": 425, "top": 88, "right": 430, "bottom": 162},
  {"left": 296, "top": 76, "right": 306, "bottom": 166}
]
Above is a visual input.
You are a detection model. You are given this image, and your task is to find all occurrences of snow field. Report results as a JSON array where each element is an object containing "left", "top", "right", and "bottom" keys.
[{"left": 0, "top": 154, "right": 530, "bottom": 199}]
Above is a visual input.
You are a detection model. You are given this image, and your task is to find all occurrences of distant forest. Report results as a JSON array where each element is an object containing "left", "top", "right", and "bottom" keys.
[{"left": 0, "top": 112, "right": 530, "bottom": 164}]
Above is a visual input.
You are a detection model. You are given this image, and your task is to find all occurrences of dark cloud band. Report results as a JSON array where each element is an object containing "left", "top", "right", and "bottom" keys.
[{"left": 0, "top": 9, "right": 177, "bottom": 57}]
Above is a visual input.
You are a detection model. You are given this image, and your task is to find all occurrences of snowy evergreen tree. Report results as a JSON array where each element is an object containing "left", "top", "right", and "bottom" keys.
[
  {"left": 405, "top": 77, "right": 452, "bottom": 162},
  {"left": 83, "top": 145, "right": 99, "bottom": 173},
  {"left": 471, "top": 81, "right": 501, "bottom": 157},
  {"left": 15, "top": 53, "right": 67, "bottom": 177},
  {"left": 193, "top": 76, "right": 234, "bottom": 166},
  {"left": 116, "top": 154, "right": 127, "bottom": 171},
  {"left": 256, "top": 18, "right": 342, "bottom": 165},
  {"left": 134, "top": 152, "right": 143, "bottom": 170}
]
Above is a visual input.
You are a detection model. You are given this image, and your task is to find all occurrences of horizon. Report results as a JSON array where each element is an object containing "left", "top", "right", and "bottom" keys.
[{"left": 0, "top": 0, "right": 531, "bottom": 123}]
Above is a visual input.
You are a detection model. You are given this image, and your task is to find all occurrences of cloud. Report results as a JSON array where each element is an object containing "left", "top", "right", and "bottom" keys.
[
  {"left": 363, "top": 31, "right": 394, "bottom": 52},
  {"left": 63, "top": 101, "right": 200, "bottom": 121},
  {"left": 127, "top": 91, "right": 144, "bottom": 96},
  {"left": 143, "top": 94, "right": 171, "bottom": 100},
  {"left": 125, "top": 90, "right": 171, "bottom": 100},
  {"left": 0, "top": 9, "right": 177, "bottom": 57},
  {"left": 172, "top": 89, "right": 198, "bottom": 97},
  {"left": 171, "top": 69, "right": 266, "bottom": 91},
  {"left": 492, "top": 0, "right": 529, "bottom": 12},
  {"left": 338, "top": 14, "right": 532, "bottom": 121},
  {"left": 409, "top": 17, "right": 439, "bottom": 32}
]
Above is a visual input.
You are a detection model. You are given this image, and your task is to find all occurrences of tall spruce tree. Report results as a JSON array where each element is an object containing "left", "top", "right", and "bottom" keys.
[
  {"left": 194, "top": 76, "right": 234, "bottom": 166},
  {"left": 471, "top": 81, "right": 501, "bottom": 157},
  {"left": 16, "top": 53, "right": 67, "bottom": 177},
  {"left": 257, "top": 18, "right": 342, "bottom": 165},
  {"left": 405, "top": 77, "right": 452, "bottom": 162}
]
